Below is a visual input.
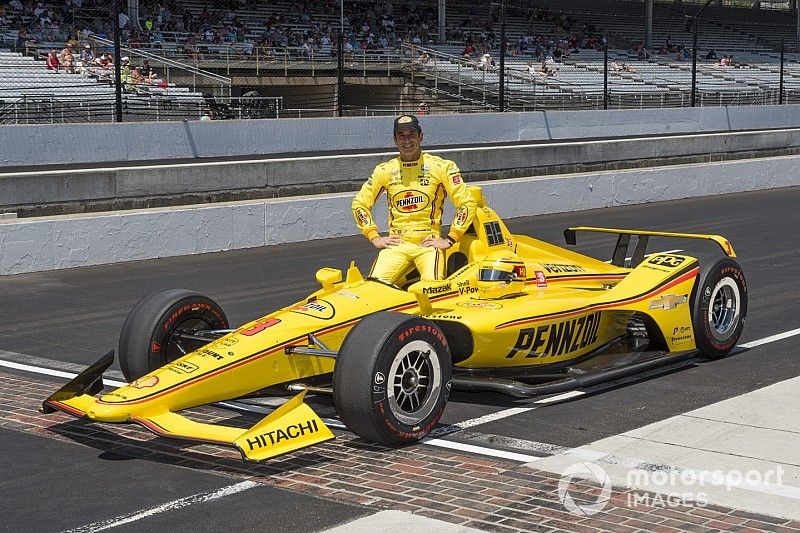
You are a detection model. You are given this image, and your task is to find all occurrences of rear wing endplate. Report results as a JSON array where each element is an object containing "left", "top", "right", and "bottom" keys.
[{"left": 564, "top": 226, "right": 736, "bottom": 267}]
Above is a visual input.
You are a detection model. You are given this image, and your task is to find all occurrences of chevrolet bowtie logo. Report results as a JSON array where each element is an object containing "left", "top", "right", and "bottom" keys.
[{"left": 649, "top": 294, "right": 688, "bottom": 310}]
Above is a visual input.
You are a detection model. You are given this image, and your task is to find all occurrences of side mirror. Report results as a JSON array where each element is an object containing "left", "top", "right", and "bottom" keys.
[{"left": 315, "top": 267, "right": 342, "bottom": 291}]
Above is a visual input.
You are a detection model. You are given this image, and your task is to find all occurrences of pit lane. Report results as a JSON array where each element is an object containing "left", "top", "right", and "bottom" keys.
[{"left": 2, "top": 187, "right": 799, "bottom": 532}]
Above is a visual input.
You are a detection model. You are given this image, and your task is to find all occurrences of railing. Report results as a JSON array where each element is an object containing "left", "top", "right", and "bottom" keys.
[{"left": 89, "top": 35, "right": 232, "bottom": 97}]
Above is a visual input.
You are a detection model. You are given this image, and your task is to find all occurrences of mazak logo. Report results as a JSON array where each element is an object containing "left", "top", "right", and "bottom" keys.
[
  {"left": 392, "top": 190, "right": 429, "bottom": 212},
  {"left": 649, "top": 293, "right": 688, "bottom": 310},
  {"left": 423, "top": 283, "right": 452, "bottom": 295},
  {"left": 558, "top": 462, "right": 612, "bottom": 516}
]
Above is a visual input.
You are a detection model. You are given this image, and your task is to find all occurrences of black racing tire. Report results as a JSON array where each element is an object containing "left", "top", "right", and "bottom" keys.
[
  {"left": 333, "top": 312, "right": 452, "bottom": 446},
  {"left": 690, "top": 255, "right": 747, "bottom": 359},
  {"left": 119, "top": 289, "right": 228, "bottom": 381}
]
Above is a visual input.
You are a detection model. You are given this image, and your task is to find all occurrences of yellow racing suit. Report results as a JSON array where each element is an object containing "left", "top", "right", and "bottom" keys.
[{"left": 352, "top": 152, "right": 476, "bottom": 283}]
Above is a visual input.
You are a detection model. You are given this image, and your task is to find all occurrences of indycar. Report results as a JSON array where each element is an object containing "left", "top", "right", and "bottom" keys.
[{"left": 42, "top": 186, "right": 747, "bottom": 462}]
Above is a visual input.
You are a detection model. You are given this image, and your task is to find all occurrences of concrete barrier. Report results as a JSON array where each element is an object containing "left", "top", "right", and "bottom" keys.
[
  {"left": 3, "top": 152, "right": 799, "bottom": 275},
  {"left": 6, "top": 127, "right": 800, "bottom": 215},
  {"left": 5, "top": 105, "right": 800, "bottom": 168}
]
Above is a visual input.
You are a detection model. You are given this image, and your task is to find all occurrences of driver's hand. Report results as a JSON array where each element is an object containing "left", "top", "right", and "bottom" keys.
[
  {"left": 371, "top": 235, "right": 401, "bottom": 249},
  {"left": 421, "top": 236, "right": 452, "bottom": 250}
]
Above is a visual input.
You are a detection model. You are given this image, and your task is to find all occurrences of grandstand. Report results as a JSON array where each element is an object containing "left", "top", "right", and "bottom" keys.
[{"left": 1, "top": 0, "right": 800, "bottom": 120}]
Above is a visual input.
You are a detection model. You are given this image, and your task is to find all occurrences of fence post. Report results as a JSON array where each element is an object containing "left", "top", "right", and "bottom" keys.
[
  {"left": 780, "top": 36, "right": 785, "bottom": 105},
  {"left": 603, "top": 40, "right": 608, "bottom": 110}
]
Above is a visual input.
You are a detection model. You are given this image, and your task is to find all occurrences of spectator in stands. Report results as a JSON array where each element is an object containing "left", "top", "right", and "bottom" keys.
[
  {"left": 719, "top": 55, "right": 730, "bottom": 66},
  {"left": 417, "top": 101, "right": 428, "bottom": 116},
  {"left": 417, "top": 52, "right": 430, "bottom": 67},
  {"left": 527, "top": 61, "right": 537, "bottom": 82},
  {"left": 139, "top": 59, "right": 157, "bottom": 82},
  {"left": 46, "top": 49, "right": 60, "bottom": 71},
  {"left": 479, "top": 52, "right": 495, "bottom": 71},
  {"left": 610, "top": 58, "right": 622, "bottom": 72},
  {"left": 706, "top": 49, "right": 718, "bottom": 60},
  {"left": 59, "top": 43, "right": 75, "bottom": 73},
  {"left": 80, "top": 43, "right": 94, "bottom": 64}
]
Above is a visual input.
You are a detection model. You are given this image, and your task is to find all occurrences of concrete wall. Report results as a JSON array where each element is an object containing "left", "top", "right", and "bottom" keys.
[
  {"left": 3, "top": 153, "right": 799, "bottom": 275},
  {"left": 4, "top": 104, "right": 800, "bottom": 168},
  {"left": 6, "top": 127, "right": 800, "bottom": 215}
]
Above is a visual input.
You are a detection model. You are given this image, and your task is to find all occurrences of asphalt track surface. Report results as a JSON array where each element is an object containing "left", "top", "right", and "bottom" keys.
[{"left": 2, "top": 186, "right": 799, "bottom": 532}]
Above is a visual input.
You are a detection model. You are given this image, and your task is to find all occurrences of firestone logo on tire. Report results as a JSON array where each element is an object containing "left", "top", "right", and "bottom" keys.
[{"left": 374, "top": 372, "right": 385, "bottom": 385}]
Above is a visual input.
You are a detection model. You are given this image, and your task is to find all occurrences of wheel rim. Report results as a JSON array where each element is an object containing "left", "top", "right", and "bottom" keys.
[
  {"left": 707, "top": 278, "right": 740, "bottom": 342},
  {"left": 387, "top": 339, "right": 442, "bottom": 426}
]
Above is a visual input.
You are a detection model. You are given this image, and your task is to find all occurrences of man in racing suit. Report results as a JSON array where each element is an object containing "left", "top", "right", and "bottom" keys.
[{"left": 352, "top": 114, "right": 476, "bottom": 284}]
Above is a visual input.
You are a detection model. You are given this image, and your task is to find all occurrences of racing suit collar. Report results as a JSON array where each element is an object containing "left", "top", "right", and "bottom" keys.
[{"left": 399, "top": 154, "right": 423, "bottom": 168}]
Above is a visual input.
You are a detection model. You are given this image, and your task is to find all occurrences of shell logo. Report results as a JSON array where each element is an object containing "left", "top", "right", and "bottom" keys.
[
  {"left": 131, "top": 376, "right": 159, "bottom": 389},
  {"left": 392, "top": 190, "right": 429, "bottom": 212}
]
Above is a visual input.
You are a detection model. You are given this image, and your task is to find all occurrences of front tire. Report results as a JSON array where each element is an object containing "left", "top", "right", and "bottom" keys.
[
  {"left": 119, "top": 289, "right": 228, "bottom": 381},
  {"left": 333, "top": 312, "right": 452, "bottom": 446},
  {"left": 690, "top": 256, "right": 747, "bottom": 359}
]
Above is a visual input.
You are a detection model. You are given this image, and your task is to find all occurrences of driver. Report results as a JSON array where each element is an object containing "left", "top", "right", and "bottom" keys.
[{"left": 352, "top": 114, "right": 476, "bottom": 284}]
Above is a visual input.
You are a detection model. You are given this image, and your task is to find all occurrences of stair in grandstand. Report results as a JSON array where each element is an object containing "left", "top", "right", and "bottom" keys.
[{"left": 0, "top": 47, "right": 210, "bottom": 123}]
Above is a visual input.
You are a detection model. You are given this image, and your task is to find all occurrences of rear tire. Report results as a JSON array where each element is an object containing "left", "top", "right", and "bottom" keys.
[
  {"left": 333, "top": 312, "right": 452, "bottom": 445},
  {"left": 690, "top": 256, "right": 747, "bottom": 359},
  {"left": 119, "top": 289, "right": 228, "bottom": 381}
]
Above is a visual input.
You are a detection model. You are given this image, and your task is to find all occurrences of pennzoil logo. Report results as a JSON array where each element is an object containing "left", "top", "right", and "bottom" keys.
[
  {"left": 243, "top": 419, "right": 320, "bottom": 451},
  {"left": 455, "top": 205, "right": 469, "bottom": 226},
  {"left": 507, "top": 312, "right": 601, "bottom": 358},
  {"left": 649, "top": 293, "right": 688, "bottom": 310},
  {"left": 131, "top": 376, "right": 159, "bottom": 388},
  {"left": 648, "top": 255, "right": 685, "bottom": 268},
  {"left": 291, "top": 299, "right": 335, "bottom": 319},
  {"left": 392, "top": 190, "right": 430, "bottom": 212},
  {"left": 355, "top": 207, "right": 371, "bottom": 227}
]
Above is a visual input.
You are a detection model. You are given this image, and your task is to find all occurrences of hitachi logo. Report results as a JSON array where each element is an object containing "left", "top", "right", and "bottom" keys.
[
  {"left": 245, "top": 419, "right": 319, "bottom": 450},
  {"left": 396, "top": 195, "right": 424, "bottom": 208}
]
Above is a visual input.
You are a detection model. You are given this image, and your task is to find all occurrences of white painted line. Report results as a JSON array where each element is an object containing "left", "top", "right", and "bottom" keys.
[
  {"left": 534, "top": 390, "right": 586, "bottom": 404},
  {"left": 422, "top": 437, "right": 542, "bottom": 463},
  {"left": 63, "top": 481, "right": 259, "bottom": 533},
  {"left": 0, "top": 359, "right": 127, "bottom": 388},
  {"left": 739, "top": 327, "right": 800, "bottom": 349}
]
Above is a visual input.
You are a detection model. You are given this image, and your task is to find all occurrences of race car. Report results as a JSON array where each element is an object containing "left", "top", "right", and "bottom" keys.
[{"left": 42, "top": 186, "right": 747, "bottom": 462}]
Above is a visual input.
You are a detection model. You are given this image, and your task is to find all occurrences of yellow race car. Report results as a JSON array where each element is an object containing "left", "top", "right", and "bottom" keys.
[{"left": 42, "top": 186, "right": 747, "bottom": 462}]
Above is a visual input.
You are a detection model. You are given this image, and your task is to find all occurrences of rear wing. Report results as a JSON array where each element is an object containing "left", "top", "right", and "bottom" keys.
[{"left": 564, "top": 226, "right": 736, "bottom": 267}]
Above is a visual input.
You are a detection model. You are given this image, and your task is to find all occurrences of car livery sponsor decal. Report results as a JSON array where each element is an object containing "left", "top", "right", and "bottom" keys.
[
  {"left": 168, "top": 361, "right": 200, "bottom": 374},
  {"left": 648, "top": 255, "right": 686, "bottom": 268},
  {"left": 392, "top": 190, "right": 430, "bottom": 212},
  {"left": 506, "top": 311, "right": 601, "bottom": 358},
  {"left": 457, "top": 301, "right": 503, "bottom": 310},
  {"left": 541, "top": 263, "right": 586, "bottom": 273},
  {"left": 291, "top": 299, "right": 335, "bottom": 319},
  {"left": 423, "top": 283, "right": 452, "bottom": 295},
  {"left": 671, "top": 325, "right": 693, "bottom": 344},
  {"left": 456, "top": 280, "right": 478, "bottom": 296},
  {"left": 131, "top": 376, "right": 160, "bottom": 388},
  {"left": 243, "top": 419, "right": 321, "bottom": 451},
  {"left": 649, "top": 293, "right": 688, "bottom": 310},
  {"left": 199, "top": 348, "right": 224, "bottom": 361},
  {"left": 535, "top": 271, "right": 547, "bottom": 287}
]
